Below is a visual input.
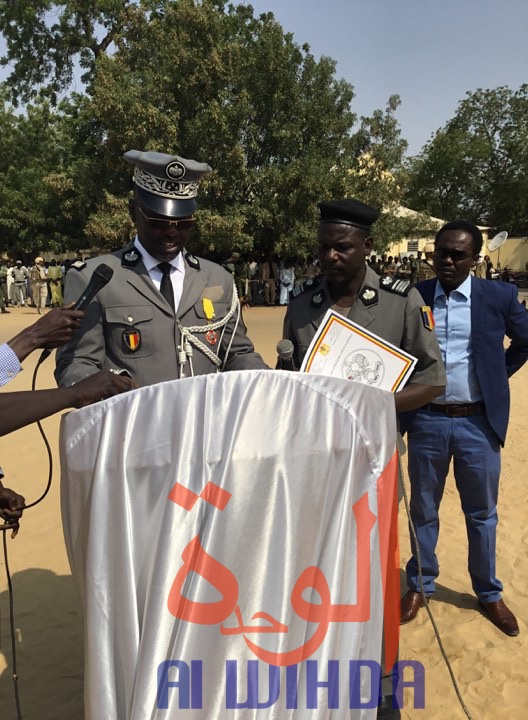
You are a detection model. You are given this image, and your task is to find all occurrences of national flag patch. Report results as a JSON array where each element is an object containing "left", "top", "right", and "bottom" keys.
[
  {"left": 123, "top": 328, "right": 141, "bottom": 351},
  {"left": 420, "top": 306, "right": 435, "bottom": 331}
]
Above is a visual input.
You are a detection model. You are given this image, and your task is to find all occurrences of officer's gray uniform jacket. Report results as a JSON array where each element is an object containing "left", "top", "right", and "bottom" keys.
[
  {"left": 55, "top": 243, "right": 267, "bottom": 387},
  {"left": 283, "top": 264, "right": 445, "bottom": 387}
]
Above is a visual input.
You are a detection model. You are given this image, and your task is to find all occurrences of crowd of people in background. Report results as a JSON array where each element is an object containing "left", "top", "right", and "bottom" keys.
[
  {"left": 221, "top": 253, "right": 319, "bottom": 306},
  {"left": 220, "top": 245, "right": 504, "bottom": 305},
  {"left": 0, "top": 257, "right": 67, "bottom": 313},
  {"left": 0, "top": 246, "right": 521, "bottom": 316}
]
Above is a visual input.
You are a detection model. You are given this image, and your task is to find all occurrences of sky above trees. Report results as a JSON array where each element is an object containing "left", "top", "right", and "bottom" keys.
[
  {"left": 0, "top": 1, "right": 526, "bottom": 257},
  {"left": 245, "top": 0, "right": 528, "bottom": 155}
]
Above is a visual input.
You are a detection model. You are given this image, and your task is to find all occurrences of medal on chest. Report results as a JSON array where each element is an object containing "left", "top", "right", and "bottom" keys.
[{"left": 202, "top": 298, "right": 218, "bottom": 345}]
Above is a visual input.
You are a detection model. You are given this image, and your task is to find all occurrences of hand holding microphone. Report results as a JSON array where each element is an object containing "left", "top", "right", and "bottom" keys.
[
  {"left": 36, "top": 263, "right": 114, "bottom": 363},
  {"left": 29, "top": 305, "right": 85, "bottom": 348},
  {"left": 6, "top": 305, "right": 84, "bottom": 364}
]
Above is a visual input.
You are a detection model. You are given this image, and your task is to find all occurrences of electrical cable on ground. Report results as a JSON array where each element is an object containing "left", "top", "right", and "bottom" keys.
[{"left": 400, "top": 464, "right": 475, "bottom": 720}]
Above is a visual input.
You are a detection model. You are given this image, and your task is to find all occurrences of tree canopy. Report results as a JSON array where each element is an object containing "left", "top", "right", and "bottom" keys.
[
  {"left": 405, "top": 85, "right": 528, "bottom": 235},
  {"left": 0, "top": 0, "right": 414, "bottom": 258}
]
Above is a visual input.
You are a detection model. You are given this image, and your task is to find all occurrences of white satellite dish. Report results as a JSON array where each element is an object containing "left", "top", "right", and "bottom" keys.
[{"left": 488, "top": 231, "right": 508, "bottom": 251}]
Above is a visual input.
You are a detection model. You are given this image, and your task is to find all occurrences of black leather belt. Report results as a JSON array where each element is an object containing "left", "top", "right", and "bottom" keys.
[{"left": 424, "top": 402, "right": 485, "bottom": 417}]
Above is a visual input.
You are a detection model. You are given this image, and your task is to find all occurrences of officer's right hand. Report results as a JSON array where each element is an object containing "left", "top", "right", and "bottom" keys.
[{"left": 70, "top": 370, "right": 138, "bottom": 409}]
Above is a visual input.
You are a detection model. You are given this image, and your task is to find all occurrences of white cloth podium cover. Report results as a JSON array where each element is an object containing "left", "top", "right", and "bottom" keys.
[{"left": 60, "top": 369, "right": 399, "bottom": 720}]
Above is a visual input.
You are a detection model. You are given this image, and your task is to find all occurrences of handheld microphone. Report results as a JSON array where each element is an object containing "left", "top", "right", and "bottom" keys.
[
  {"left": 72, "top": 263, "right": 113, "bottom": 311},
  {"left": 276, "top": 339, "right": 296, "bottom": 371},
  {"left": 38, "top": 263, "right": 113, "bottom": 364}
]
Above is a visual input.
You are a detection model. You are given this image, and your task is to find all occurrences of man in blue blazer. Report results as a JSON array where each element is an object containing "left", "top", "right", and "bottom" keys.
[{"left": 399, "top": 219, "right": 528, "bottom": 636}]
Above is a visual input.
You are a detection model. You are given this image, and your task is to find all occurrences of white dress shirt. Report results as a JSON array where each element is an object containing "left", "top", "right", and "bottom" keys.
[{"left": 134, "top": 237, "right": 186, "bottom": 312}]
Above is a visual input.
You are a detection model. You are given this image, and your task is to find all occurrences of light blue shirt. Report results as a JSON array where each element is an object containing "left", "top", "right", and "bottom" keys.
[
  {"left": 433, "top": 275, "right": 482, "bottom": 403},
  {"left": 0, "top": 343, "right": 22, "bottom": 387}
]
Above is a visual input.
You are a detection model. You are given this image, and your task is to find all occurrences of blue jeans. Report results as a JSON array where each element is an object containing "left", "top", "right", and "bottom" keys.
[{"left": 405, "top": 410, "right": 502, "bottom": 603}]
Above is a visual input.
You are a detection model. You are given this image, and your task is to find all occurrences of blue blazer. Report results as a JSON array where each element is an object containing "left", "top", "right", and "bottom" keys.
[{"left": 399, "top": 277, "right": 528, "bottom": 445}]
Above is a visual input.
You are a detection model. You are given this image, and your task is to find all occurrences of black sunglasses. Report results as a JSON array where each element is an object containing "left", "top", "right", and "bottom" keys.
[
  {"left": 137, "top": 206, "right": 196, "bottom": 231},
  {"left": 433, "top": 248, "right": 474, "bottom": 262}
]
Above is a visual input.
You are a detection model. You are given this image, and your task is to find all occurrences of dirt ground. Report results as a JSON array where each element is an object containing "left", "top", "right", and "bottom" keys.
[{"left": 1, "top": 303, "right": 527, "bottom": 719}]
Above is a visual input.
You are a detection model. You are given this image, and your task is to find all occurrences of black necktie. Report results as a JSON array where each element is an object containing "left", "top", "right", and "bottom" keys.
[{"left": 157, "top": 262, "right": 175, "bottom": 311}]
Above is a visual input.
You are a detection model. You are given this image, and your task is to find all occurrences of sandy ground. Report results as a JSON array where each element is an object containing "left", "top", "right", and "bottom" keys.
[{"left": 0, "top": 302, "right": 527, "bottom": 719}]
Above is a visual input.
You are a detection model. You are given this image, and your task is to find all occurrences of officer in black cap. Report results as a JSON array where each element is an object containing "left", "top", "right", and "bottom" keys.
[
  {"left": 284, "top": 198, "right": 445, "bottom": 412},
  {"left": 281, "top": 198, "right": 446, "bottom": 719},
  {"left": 56, "top": 150, "right": 267, "bottom": 387}
]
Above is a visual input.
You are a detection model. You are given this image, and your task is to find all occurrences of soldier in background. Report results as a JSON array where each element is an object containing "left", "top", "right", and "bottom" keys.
[
  {"left": 0, "top": 259, "right": 9, "bottom": 313},
  {"left": 408, "top": 254, "right": 418, "bottom": 284},
  {"left": 30, "top": 256, "right": 49, "bottom": 314},
  {"left": 11, "top": 260, "right": 29, "bottom": 307},
  {"left": 417, "top": 243, "right": 436, "bottom": 281},
  {"left": 261, "top": 254, "right": 279, "bottom": 306},
  {"left": 48, "top": 259, "right": 64, "bottom": 307}
]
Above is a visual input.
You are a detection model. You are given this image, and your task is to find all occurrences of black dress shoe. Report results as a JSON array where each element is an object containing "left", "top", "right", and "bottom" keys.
[
  {"left": 479, "top": 599, "right": 520, "bottom": 637},
  {"left": 377, "top": 694, "right": 401, "bottom": 719}
]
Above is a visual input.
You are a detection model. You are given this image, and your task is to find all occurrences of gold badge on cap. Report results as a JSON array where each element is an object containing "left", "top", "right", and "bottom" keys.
[
  {"left": 123, "top": 328, "right": 141, "bottom": 352},
  {"left": 166, "top": 161, "right": 186, "bottom": 180}
]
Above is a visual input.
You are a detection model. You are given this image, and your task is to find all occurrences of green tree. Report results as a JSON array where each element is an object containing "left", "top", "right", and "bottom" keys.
[
  {"left": 0, "top": 91, "right": 93, "bottom": 256},
  {"left": 406, "top": 85, "right": 528, "bottom": 235},
  {"left": 83, "top": 0, "right": 362, "bottom": 255},
  {"left": 0, "top": 0, "right": 412, "bottom": 257},
  {"left": 0, "top": 0, "right": 134, "bottom": 105}
]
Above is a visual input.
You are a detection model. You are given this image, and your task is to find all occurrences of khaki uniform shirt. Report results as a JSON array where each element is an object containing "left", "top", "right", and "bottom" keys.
[{"left": 417, "top": 259, "right": 436, "bottom": 282}]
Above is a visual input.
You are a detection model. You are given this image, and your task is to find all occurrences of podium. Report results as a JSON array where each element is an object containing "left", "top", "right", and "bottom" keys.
[{"left": 60, "top": 370, "right": 399, "bottom": 719}]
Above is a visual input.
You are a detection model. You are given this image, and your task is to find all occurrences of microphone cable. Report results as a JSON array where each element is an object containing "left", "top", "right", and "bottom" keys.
[
  {"left": 2, "top": 263, "right": 114, "bottom": 718},
  {"left": 399, "top": 458, "right": 475, "bottom": 720},
  {"left": 2, "top": 529, "right": 23, "bottom": 720},
  {"left": 1, "top": 352, "right": 63, "bottom": 720}
]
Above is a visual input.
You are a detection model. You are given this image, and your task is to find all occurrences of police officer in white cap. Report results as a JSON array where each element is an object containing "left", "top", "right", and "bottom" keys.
[{"left": 56, "top": 150, "right": 266, "bottom": 387}]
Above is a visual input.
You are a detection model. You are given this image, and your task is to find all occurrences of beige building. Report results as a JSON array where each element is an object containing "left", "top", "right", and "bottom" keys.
[
  {"left": 383, "top": 206, "right": 528, "bottom": 272},
  {"left": 384, "top": 205, "right": 443, "bottom": 258},
  {"left": 487, "top": 237, "right": 528, "bottom": 272}
]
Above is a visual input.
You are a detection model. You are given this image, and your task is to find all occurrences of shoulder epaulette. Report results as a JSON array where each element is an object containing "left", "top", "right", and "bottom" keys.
[
  {"left": 289, "top": 275, "right": 322, "bottom": 299},
  {"left": 380, "top": 276, "right": 411, "bottom": 296},
  {"left": 185, "top": 253, "right": 200, "bottom": 270},
  {"left": 70, "top": 260, "right": 86, "bottom": 271}
]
